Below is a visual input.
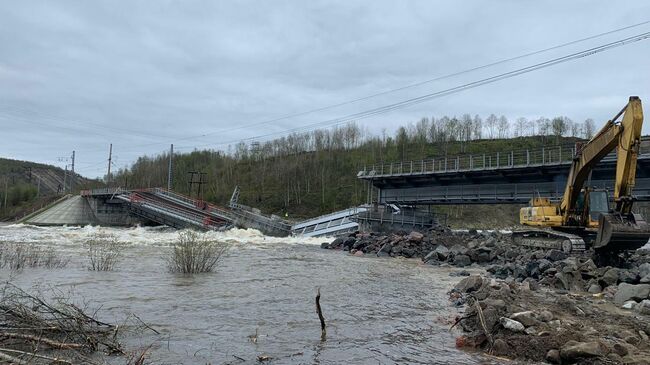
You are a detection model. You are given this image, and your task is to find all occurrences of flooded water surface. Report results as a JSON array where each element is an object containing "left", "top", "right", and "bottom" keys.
[{"left": 0, "top": 225, "right": 491, "bottom": 364}]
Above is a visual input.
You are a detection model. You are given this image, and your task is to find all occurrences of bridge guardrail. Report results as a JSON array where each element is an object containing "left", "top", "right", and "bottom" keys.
[
  {"left": 359, "top": 140, "right": 650, "bottom": 179},
  {"left": 125, "top": 192, "right": 226, "bottom": 229}
]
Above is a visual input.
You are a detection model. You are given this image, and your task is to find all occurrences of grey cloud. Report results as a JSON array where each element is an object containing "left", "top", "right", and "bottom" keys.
[{"left": 0, "top": 0, "right": 649, "bottom": 177}]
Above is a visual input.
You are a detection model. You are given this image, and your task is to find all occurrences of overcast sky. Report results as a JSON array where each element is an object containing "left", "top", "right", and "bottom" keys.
[{"left": 1, "top": 1, "right": 649, "bottom": 177}]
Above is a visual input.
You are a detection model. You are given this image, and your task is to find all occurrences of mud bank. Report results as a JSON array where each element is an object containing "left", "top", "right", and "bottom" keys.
[{"left": 322, "top": 230, "right": 650, "bottom": 364}]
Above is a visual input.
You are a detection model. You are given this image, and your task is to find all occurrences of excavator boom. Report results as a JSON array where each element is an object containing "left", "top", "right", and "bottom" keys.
[{"left": 593, "top": 97, "right": 650, "bottom": 250}]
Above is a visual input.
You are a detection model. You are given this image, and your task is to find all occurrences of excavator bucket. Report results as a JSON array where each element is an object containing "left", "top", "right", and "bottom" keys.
[{"left": 594, "top": 213, "right": 650, "bottom": 251}]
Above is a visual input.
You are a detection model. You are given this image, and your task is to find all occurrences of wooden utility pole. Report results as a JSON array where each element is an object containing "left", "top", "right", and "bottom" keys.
[
  {"left": 107, "top": 144, "right": 113, "bottom": 186},
  {"left": 187, "top": 171, "right": 207, "bottom": 200},
  {"left": 63, "top": 165, "right": 68, "bottom": 193},
  {"left": 70, "top": 150, "right": 75, "bottom": 192},
  {"left": 168, "top": 144, "right": 173, "bottom": 190}
]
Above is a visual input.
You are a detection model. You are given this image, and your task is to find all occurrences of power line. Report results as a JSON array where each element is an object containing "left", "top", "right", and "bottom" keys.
[
  {"left": 169, "top": 19, "right": 650, "bottom": 142},
  {"left": 174, "top": 30, "right": 650, "bottom": 150},
  {"left": 5, "top": 20, "right": 649, "bottom": 155}
]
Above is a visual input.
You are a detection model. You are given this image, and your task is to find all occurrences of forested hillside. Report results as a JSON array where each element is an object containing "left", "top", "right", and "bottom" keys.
[
  {"left": 0, "top": 158, "right": 99, "bottom": 220},
  {"left": 112, "top": 113, "right": 593, "bottom": 219}
]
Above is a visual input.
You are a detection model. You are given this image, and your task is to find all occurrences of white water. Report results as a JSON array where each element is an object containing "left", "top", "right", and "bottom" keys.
[{"left": 0, "top": 224, "right": 334, "bottom": 248}]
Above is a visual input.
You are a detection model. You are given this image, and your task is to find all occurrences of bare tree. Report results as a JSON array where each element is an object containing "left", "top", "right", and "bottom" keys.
[
  {"left": 428, "top": 117, "right": 437, "bottom": 142},
  {"left": 537, "top": 117, "right": 551, "bottom": 136},
  {"left": 514, "top": 117, "right": 528, "bottom": 137},
  {"left": 497, "top": 115, "right": 509, "bottom": 139},
  {"left": 461, "top": 114, "right": 473, "bottom": 141},
  {"left": 551, "top": 116, "right": 568, "bottom": 140},
  {"left": 472, "top": 114, "right": 482, "bottom": 140},
  {"left": 583, "top": 118, "right": 595, "bottom": 139},
  {"left": 415, "top": 118, "right": 430, "bottom": 143},
  {"left": 527, "top": 119, "right": 536, "bottom": 136},
  {"left": 569, "top": 119, "right": 580, "bottom": 137},
  {"left": 485, "top": 114, "right": 497, "bottom": 139}
]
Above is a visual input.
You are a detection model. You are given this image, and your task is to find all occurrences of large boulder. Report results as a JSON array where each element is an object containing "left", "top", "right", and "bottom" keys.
[
  {"left": 450, "top": 244, "right": 469, "bottom": 256},
  {"left": 641, "top": 274, "right": 650, "bottom": 284},
  {"left": 600, "top": 268, "right": 619, "bottom": 287},
  {"left": 329, "top": 237, "right": 344, "bottom": 249},
  {"left": 342, "top": 237, "right": 357, "bottom": 249},
  {"left": 454, "top": 275, "right": 483, "bottom": 293},
  {"left": 408, "top": 231, "right": 424, "bottom": 242},
  {"left": 546, "top": 249, "right": 568, "bottom": 262},
  {"left": 435, "top": 245, "right": 450, "bottom": 260},
  {"left": 423, "top": 250, "right": 437, "bottom": 262},
  {"left": 509, "top": 311, "right": 539, "bottom": 327},
  {"left": 546, "top": 349, "right": 561, "bottom": 364},
  {"left": 619, "top": 269, "right": 640, "bottom": 284},
  {"left": 499, "top": 317, "right": 525, "bottom": 332},
  {"left": 537, "top": 259, "right": 552, "bottom": 273},
  {"left": 554, "top": 271, "right": 584, "bottom": 291},
  {"left": 613, "top": 283, "right": 650, "bottom": 305},
  {"left": 639, "top": 263, "right": 650, "bottom": 278},
  {"left": 560, "top": 341, "right": 605, "bottom": 362},
  {"left": 635, "top": 299, "right": 650, "bottom": 315},
  {"left": 454, "top": 254, "right": 472, "bottom": 267}
]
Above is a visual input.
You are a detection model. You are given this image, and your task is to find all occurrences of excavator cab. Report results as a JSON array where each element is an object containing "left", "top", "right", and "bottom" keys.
[
  {"left": 572, "top": 188, "right": 609, "bottom": 228},
  {"left": 586, "top": 189, "right": 609, "bottom": 228}
]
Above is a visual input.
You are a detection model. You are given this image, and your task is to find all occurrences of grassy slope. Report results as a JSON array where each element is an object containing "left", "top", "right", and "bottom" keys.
[{"left": 0, "top": 158, "right": 101, "bottom": 220}]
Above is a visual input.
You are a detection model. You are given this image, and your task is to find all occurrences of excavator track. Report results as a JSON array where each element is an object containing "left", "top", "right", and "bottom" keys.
[{"left": 511, "top": 229, "right": 587, "bottom": 254}]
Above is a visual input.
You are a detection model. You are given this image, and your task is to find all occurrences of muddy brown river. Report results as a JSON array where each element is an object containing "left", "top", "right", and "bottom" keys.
[{"left": 0, "top": 225, "right": 496, "bottom": 364}]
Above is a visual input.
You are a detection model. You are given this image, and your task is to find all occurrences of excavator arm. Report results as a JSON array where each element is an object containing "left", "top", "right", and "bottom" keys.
[
  {"left": 559, "top": 97, "right": 644, "bottom": 220},
  {"left": 561, "top": 96, "right": 650, "bottom": 251},
  {"left": 613, "top": 97, "right": 644, "bottom": 213}
]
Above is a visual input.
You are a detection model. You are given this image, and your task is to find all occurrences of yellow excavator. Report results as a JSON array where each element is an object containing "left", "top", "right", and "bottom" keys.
[{"left": 517, "top": 96, "right": 650, "bottom": 253}]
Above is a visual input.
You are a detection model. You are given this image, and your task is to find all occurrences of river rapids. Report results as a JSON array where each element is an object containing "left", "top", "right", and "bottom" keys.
[{"left": 0, "top": 224, "right": 497, "bottom": 364}]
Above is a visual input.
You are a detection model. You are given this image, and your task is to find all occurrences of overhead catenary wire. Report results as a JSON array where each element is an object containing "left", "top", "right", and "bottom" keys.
[
  {"left": 173, "top": 30, "right": 650, "bottom": 151},
  {"left": 168, "top": 19, "right": 650, "bottom": 142},
  {"left": 3, "top": 20, "right": 650, "bottom": 155}
]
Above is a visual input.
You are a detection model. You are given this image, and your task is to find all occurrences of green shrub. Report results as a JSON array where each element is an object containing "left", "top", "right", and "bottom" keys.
[{"left": 168, "top": 231, "right": 229, "bottom": 274}]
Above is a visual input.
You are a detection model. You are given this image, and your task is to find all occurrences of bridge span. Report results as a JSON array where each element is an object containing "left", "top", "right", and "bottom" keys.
[
  {"left": 358, "top": 139, "right": 650, "bottom": 205},
  {"left": 20, "top": 187, "right": 367, "bottom": 237}
]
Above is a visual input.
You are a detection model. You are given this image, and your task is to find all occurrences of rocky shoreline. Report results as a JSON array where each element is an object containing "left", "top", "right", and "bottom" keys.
[{"left": 322, "top": 230, "right": 650, "bottom": 364}]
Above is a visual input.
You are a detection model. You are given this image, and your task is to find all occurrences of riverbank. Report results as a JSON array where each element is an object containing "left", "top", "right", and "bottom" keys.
[{"left": 323, "top": 229, "right": 650, "bottom": 364}]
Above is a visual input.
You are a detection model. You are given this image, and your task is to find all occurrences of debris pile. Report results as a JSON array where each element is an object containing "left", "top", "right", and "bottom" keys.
[
  {"left": 452, "top": 275, "right": 650, "bottom": 364},
  {"left": 0, "top": 282, "right": 150, "bottom": 364}
]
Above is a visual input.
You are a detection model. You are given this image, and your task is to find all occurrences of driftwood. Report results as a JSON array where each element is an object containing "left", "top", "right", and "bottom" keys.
[
  {"left": 315, "top": 288, "right": 326, "bottom": 341},
  {"left": 0, "top": 347, "right": 74, "bottom": 364},
  {"left": 0, "top": 281, "right": 151, "bottom": 364},
  {"left": 473, "top": 298, "right": 494, "bottom": 352},
  {"left": 0, "top": 332, "right": 84, "bottom": 349}
]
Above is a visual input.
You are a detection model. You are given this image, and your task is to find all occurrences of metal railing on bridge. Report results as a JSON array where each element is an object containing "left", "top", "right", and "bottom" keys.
[{"left": 358, "top": 139, "right": 650, "bottom": 179}]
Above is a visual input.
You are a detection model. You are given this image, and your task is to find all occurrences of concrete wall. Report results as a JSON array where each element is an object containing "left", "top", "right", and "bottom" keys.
[
  {"left": 24, "top": 196, "right": 98, "bottom": 226},
  {"left": 25, "top": 196, "right": 149, "bottom": 227}
]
